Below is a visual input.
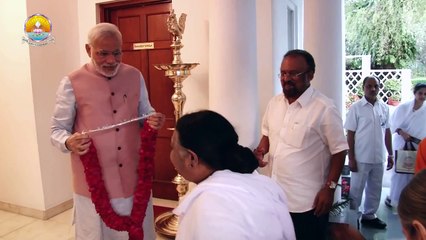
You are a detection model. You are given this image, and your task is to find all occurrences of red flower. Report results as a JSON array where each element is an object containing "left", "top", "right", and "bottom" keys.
[{"left": 80, "top": 121, "right": 157, "bottom": 239}]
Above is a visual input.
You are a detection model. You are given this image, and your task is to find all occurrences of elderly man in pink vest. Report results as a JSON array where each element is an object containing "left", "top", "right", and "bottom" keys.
[{"left": 51, "top": 23, "right": 165, "bottom": 240}]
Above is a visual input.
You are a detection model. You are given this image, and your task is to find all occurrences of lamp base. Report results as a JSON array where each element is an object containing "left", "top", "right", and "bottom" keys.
[{"left": 155, "top": 211, "right": 178, "bottom": 238}]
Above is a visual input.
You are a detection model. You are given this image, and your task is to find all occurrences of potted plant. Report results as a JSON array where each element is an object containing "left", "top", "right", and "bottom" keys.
[
  {"left": 345, "top": 83, "right": 363, "bottom": 111},
  {"left": 383, "top": 79, "right": 401, "bottom": 106}
]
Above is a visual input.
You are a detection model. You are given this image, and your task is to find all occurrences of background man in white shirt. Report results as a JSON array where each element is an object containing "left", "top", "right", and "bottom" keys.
[{"left": 344, "top": 76, "right": 394, "bottom": 229}]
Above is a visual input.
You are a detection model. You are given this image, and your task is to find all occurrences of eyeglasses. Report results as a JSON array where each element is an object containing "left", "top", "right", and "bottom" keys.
[
  {"left": 95, "top": 50, "right": 122, "bottom": 58},
  {"left": 278, "top": 71, "right": 308, "bottom": 79}
]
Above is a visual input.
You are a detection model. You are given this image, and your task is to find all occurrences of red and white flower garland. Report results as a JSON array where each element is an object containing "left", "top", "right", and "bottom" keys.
[{"left": 80, "top": 122, "right": 157, "bottom": 240}]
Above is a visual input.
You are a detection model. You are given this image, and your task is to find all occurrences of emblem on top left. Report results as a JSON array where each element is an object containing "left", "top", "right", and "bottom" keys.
[{"left": 22, "top": 13, "right": 55, "bottom": 46}]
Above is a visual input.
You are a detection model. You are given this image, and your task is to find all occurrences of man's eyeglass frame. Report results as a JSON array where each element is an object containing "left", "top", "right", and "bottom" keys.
[
  {"left": 278, "top": 71, "right": 308, "bottom": 79},
  {"left": 94, "top": 49, "right": 123, "bottom": 58}
]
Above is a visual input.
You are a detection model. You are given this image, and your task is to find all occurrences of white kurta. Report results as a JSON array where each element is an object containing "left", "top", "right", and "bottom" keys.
[
  {"left": 173, "top": 170, "right": 296, "bottom": 240},
  {"left": 73, "top": 194, "right": 155, "bottom": 240},
  {"left": 389, "top": 99, "right": 426, "bottom": 206}
]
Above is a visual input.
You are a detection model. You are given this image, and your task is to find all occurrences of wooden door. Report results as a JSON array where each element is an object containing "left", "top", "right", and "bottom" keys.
[{"left": 100, "top": 0, "right": 178, "bottom": 200}]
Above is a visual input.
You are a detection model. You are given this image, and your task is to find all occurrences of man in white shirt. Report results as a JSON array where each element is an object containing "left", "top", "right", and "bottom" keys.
[
  {"left": 344, "top": 76, "right": 394, "bottom": 229},
  {"left": 255, "top": 49, "right": 348, "bottom": 240}
]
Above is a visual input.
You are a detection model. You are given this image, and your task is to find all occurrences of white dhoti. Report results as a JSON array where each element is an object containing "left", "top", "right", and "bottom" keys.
[{"left": 73, "top": 193, "right": 155, "bottom": 240}]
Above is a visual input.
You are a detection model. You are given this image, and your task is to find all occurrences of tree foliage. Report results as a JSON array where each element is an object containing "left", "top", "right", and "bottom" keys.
[
  {"left": 345, "top": 0, "right": 418, "bottom": 69},
  {"left": 406, "top": 1, "right": 426, "bottom": 76}
]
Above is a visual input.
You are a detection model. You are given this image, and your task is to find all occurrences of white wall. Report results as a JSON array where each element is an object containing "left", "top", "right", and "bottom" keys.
[
  {"left": 0, "top": 0, "right": 44, "bottom": 210},
  {"left": 26, "top": 0, "right": 79, "bottom": 209},
  {"left": 257, "top": 0, "right": 275, "bottom": 118},
  {"left": 174, "top": 0, "right": 278, "bottom": 147},
  {"left": 304, "top": 0, "right": 344, "bottom": 112},
  {"left": 0, "top": 0, "right": 78, "bottom": 212}
]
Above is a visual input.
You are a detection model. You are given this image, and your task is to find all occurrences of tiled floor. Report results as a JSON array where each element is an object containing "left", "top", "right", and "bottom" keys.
[
  {"left": 0, "top": 207, "right": 74, "bottom": 240},
  {"left": 0, "top": 190, "right": 404, "bottom": 240},
  {"left": 0, "top": 198, "right": 176, "bottom": 240},
  {"left": 358, "top": 187, "right": 405, "bottom": 240}
]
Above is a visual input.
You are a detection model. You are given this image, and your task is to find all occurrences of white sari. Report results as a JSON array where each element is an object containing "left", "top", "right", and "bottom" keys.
[{"left": 388, "top": 99, "right": 426, "bottom": 206}]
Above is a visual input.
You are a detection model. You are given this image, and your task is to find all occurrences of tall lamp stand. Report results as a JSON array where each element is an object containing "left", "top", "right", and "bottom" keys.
[{"left": 153, "top": 9, "right": 199, "bottom": 238}]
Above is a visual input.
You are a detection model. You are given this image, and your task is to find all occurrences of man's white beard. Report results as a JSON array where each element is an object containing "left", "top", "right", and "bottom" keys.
[{"left": 92, "top": 59, "right": 120, "bottom": 78}]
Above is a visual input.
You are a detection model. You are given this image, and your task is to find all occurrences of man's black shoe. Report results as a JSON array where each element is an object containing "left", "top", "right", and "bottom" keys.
[
  {"left": 384, "top": 197, "right": 392, "bottom": 208},
  {"left": 361, "top": 218, "right": 387, "bottom": 229}
]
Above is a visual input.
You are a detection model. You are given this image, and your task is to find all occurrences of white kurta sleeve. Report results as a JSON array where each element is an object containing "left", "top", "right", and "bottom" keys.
[
  {"left": 138, "top": 73, "right": 155, "bottom": 116},
  {"left": 50, "top": 76, "right": 76, "bottom": 153}
]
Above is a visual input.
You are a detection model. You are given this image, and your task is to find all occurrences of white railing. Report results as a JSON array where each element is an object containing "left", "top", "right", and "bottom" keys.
[{"left": 345, "top": 55, "right": 412, "bottom": 110}]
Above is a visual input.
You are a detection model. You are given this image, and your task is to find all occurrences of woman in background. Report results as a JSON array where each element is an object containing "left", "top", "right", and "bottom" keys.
[
  {"left": 398, "top": 169, "right": 426, "bottom": 240},
  {"left": 386, "top": 83, "right": 426, "bottom": 207},
  {"left": 170, "top": 110, "right": 296, "bottom": 240}
]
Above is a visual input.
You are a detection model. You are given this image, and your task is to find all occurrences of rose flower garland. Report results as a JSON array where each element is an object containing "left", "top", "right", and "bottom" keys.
[{"left": 80, "top": 121, "right": 157, "bottom": 240}]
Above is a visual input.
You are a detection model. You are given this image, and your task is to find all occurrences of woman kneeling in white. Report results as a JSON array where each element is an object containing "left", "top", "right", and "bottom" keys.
[{"left": 170, "top": 110, "right": 296, "bottom": 240}]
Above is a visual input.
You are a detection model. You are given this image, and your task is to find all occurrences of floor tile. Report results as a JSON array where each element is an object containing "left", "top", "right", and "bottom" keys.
[
  {"left": 1, "top": 220, "right": 74, "bottom": 240},
  {"left": 358, "top": 187, "right": 405, "bottom": 240},
  {"left": 0, "top": 211, "right": 37, "bottom": 237},
  {"left": 0, "top": 192, "right": 406, "bottom": 240},
  {"left": 48, "top": 208, "right": 73, "bottom": 225}
]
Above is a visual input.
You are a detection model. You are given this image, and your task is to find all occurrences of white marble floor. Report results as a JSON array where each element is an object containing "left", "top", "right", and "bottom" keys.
[
  {"left": 0, "top": 207, "right": 74, "bottom": 240},
  {"left": 0, "top": 198, "right": 177, "bottom": 240}
]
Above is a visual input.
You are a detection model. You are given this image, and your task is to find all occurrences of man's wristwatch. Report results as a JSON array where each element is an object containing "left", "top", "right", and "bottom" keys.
[{"left": 325, "top": 180, "right": 337, "bottom": 190}]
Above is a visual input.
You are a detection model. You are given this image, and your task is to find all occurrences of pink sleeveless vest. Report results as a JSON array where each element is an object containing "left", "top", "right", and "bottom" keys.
[{"left": 69, "top": 63, "right": 142, "bottom": 198}]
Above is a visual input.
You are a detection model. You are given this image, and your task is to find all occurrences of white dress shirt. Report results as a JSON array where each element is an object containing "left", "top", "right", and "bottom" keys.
[
  {"left": 344, "top": 96, "right": 390, "bottom": 164},
  {"left": 261, "top": 86, "right": 348, "bottom": 212}
]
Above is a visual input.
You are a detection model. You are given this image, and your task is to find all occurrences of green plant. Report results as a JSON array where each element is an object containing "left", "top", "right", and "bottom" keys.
[
  {"left": 384, "top": 79, "right": 401, "bottom": 101},
  {"left": 412, "top": 77, "right": 426, "bottom": 87},
  {"left": 346, "top": 58, "right": 362, "bottom": 70},
  {"left": 354, "top": 83, "right": 364, "bottom": 97},
  {"left": 345, "top": 0, "right": 418, "bottom": 69}
]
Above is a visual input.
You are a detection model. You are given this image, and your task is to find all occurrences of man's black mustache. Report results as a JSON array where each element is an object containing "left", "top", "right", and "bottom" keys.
[{"left": 283, "top": 81, "right": 295, "bottom": 86}]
